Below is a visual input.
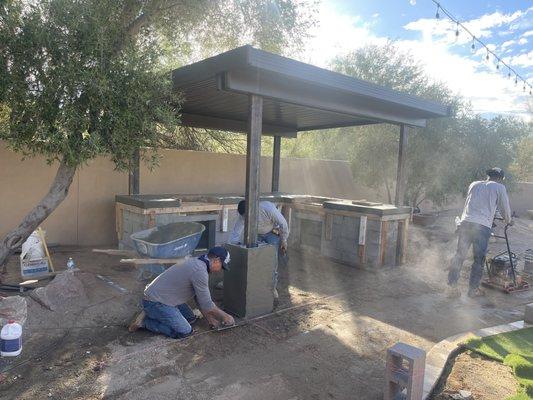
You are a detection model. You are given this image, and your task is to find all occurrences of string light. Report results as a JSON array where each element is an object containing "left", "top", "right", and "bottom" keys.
[{"left": 426, "top": 0, "right": 532, "bottom": 96}]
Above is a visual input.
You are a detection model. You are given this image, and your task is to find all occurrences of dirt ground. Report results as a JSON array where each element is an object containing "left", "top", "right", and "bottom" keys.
[
  {"left": 431, "top": 351, "right": 518, "bottom": 400},
  {"left": 0, "top": 217, "right": 532, "bottom": 399}
]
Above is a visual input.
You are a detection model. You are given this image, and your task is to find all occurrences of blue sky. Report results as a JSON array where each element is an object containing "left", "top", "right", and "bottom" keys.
[{"left": 299, "top": 0, "right": 533, "bottom": 119}]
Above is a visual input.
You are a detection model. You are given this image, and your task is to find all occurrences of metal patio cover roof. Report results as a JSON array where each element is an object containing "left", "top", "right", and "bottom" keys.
[{"left": 172, "top": 45, "right": 451, "bottom": 138}]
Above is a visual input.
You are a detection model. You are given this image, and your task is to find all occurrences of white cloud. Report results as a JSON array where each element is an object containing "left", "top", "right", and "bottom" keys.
[
  {"left": 523, "top": 30, "right": 533, "bottom": 37},
  {"left": 509, "top": 7, "right": 533, "bottom": 30},
  {"left": 518, "top": 37, "right": 528, "bottom": 45},
  {"left": 505, "top": 51, "right": 533, "bottom": 68},
  {"left": 501, "top": 39, "right": 516, "bottom": 50},
  {"left": 396, "top": 39, "right": 527, "bottom": 115},
  {"left": 404, "top": 9, "right": 526, "bottom": 46},
  {"left": 300, "top": 3, "right": 531, "bottom": 120},
  {"left": 299, "top": 3, "right": 385, "bottom": 67},
  {"left": 372, "top": 13, "right": 379, "bottom": 18}
]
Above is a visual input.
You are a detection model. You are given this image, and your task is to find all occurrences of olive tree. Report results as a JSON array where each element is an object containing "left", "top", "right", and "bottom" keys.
[
  {"left": 287, "top": 42, "right": 528, "bottom": 208},
  {"left": 0, "top": 0, "right": 314, "bottom": 269}
]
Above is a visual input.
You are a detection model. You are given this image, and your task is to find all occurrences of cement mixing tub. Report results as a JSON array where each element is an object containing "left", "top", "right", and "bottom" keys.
[{"left": 130, "top": 222, "right": 205, "bottom": 259}]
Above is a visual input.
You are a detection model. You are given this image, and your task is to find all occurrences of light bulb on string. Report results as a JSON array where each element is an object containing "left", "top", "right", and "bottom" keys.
[{"left": 427, "top": 1, "right": 528, "bottom": 95}]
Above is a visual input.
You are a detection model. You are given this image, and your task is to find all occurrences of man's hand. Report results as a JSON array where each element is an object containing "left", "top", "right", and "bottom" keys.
[
  {"left": 222, "top": 313, "right": 235, "bottom": 326},
  {"left": 206, "top": 315, "right": 220, "bottom": 329}
]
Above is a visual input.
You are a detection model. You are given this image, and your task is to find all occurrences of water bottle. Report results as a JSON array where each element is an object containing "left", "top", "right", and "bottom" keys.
[
  {"left": 1, "top": 320, "right": 22, "bottom": 357},
  {"left": 67, "top": 257, "right": 75, "bottom": 271}
]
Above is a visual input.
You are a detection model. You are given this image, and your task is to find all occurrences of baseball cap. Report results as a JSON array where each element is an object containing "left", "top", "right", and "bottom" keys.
[
  {"left": 208, "top": 246, "right": 231, "bottom": 270},
  {"left": 486, "top": 167, "right": 505, "bottom": 180}
]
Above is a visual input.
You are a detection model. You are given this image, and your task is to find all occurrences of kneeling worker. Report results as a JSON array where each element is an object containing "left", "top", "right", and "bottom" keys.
[{"left": 129, "top": 246, "right": 235, "bottom": 337}]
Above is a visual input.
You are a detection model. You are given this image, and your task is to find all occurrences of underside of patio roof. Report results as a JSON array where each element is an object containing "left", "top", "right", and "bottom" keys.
[
  {"left": 166, "top": 46, "right": 451, "bottom": 248},
  {"left": 172, "top": 45, "right": 451, "bottom": 137}
]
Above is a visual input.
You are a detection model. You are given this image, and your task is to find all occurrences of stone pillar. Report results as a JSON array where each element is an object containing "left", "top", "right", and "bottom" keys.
[{"left": 223, "top": 243, "right": 275, "bottom": 318}]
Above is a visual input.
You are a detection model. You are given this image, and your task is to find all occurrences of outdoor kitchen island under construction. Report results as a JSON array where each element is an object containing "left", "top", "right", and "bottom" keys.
[{"left": 115, "top": 193, "right": 412, "bottom": 269}]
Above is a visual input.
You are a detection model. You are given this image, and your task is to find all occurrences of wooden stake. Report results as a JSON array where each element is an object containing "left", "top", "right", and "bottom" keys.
[{"left": 37, "top": 227, "right": 54, "bottom": 272}]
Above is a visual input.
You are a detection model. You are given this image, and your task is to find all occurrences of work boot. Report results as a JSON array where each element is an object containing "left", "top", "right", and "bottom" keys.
[
  {"left": 467, "top": 287, "right": 486, "bottom": 298},
  {"left": 128, "top": 310, "right": 146, "bottom": 332},
  {"left": 446, "top": 285, "right": 461, "bottom": 298}
]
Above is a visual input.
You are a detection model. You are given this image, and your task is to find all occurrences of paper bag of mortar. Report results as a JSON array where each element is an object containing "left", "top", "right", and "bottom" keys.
[
  {"left": 20, "top": 230, "right": 45, "bottom": 260},
  {"left": 20, "top": 230, "right": 49, "bottom": 278}
]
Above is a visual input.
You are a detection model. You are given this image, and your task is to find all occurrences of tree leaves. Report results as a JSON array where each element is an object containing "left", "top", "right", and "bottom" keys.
[
  {"left": 287, "top": 41, "right": 531, "bottom": 207},
  {"left": 0, "top": 0, "right": 314, "bottom": 169}
]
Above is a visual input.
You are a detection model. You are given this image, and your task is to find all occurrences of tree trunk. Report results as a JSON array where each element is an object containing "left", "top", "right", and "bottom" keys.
[{"left": 0, "top": 160, "right": 77, "bottom": 272}]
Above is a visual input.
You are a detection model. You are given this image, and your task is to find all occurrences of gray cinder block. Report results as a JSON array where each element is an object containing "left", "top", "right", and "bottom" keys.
[{"left": 385, "top": 342, "right": 425, "bottom": 400}]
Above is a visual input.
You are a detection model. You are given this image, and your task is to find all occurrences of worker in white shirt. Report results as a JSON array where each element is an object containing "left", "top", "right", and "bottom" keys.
[
  {"left": 447, "top": 168, "right": 513, "bottom": 298},
  {"left": 229, "top": 200, "right": 289, "bottom": 299}
]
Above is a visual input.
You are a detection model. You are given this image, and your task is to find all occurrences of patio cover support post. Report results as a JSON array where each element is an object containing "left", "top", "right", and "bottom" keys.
[
  {"left": 394, "top": 125, "right": 409, "bottom": 206},
  {"left": 244, "top": 94, "right": 263, "bottom": 247},
  {"left": 128, "top": 148, "right": 140, "bottom": 195},
  {"left": 272, "top": 136, "right": 281, "bottom": 192}
]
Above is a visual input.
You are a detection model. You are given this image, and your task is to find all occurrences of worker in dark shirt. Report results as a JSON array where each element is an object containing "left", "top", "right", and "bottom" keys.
[{"left": 128, "top": 246, "right": 234, "bottom": 337}]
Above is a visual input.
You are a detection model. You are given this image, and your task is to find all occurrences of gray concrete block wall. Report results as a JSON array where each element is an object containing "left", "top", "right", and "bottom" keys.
[
  {"left": 384, "top": 222, "right": 399, "bottom": 266},
  {"left": 290, "top": 210, "right": 323, "bottom": 254},
  {"left": 300, "top": 219, "right": 322, "bottom": 250},
  {"left": 321, "top": 214, "right": 361, "bottom": 266},
  {"left": 216, "top": 208, "right": 240, "bottom": 245},
  {"left": 288, "top": 210, "right": 302, "bottom": 249},
  {"left": 120, "top": 210, "right": 149, "bottom": 249},
  {"left": 256, "top": 205, "right": 404, "bottom": 269}
]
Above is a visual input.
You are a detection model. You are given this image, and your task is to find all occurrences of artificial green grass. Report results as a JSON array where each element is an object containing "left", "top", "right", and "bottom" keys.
[{"left": 464, "top": 327, "right": 533, "bottom": 399}]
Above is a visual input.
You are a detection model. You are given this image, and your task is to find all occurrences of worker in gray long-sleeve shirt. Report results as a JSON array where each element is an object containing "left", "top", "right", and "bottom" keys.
[
  {"left": 128, "top": 246, "right": 234, "bottom": 337},
  {"left": 229, "top": 200, "right": 289, "bottom": 299},
  {"left": 447, "top": 168, "right": 513, "bottom": 298}
]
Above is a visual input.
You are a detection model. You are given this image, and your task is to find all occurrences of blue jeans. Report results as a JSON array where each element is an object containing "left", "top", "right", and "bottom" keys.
[
  {"left": 448, "top": 221, "right": 492, "bottom": 290},
  {"left": 258, "top": 232, "right": 280, "bottom": 290},
  {"left": 142, "top": 300, "right": 195, "bottom": 338}
]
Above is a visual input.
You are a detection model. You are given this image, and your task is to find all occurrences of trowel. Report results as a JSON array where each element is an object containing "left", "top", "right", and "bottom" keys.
[{"left": 211, "top": 321, "right": 239, "bottom": 332}]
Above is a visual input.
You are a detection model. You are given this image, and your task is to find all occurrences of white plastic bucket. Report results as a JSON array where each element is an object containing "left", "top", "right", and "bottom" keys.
[{"left": 1, "top": 320, "right": 22, "bottom": 357}]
